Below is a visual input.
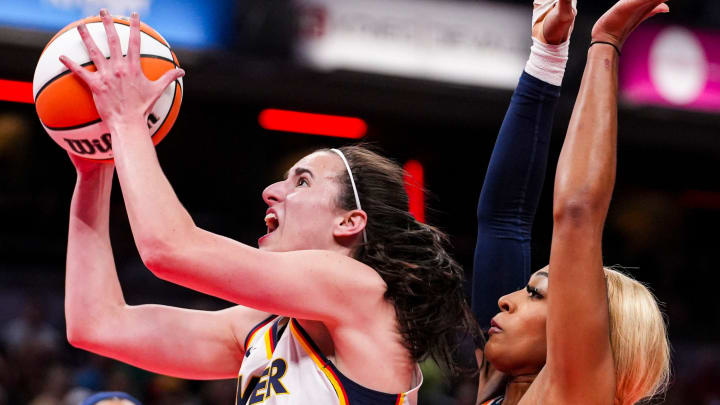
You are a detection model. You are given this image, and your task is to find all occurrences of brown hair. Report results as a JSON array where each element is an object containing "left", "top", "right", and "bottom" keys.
[{"left": 326, "top": 145, "right": 480, "bottom": 375}]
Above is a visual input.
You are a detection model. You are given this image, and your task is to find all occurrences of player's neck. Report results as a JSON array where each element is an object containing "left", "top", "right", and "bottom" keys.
[{"left": 502, "top": 373, "right": 537, "bottom": 405}]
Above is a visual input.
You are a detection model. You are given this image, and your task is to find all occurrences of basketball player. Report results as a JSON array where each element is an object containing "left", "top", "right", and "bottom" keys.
[
  {"left": 473, "top": 0, "right": 671, "bottom": 404},
  {"left": 61, "top": 10, "right": 479, "bottom": 405}
]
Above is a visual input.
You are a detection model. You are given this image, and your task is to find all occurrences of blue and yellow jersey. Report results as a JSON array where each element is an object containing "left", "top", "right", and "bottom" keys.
[{"left": 236, "top": 316, "right": 422, "bottom": 405}]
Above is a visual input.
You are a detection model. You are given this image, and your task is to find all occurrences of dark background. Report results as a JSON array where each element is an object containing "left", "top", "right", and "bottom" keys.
[{"left": 1, "top": 0, "right": 719, "bottom": 404}]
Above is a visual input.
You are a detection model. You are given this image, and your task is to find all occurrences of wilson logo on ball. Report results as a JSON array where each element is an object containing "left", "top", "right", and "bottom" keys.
[
  {"left": 61, "top": 113, "right": 160, "bottom": 155},
  {"left": 64, "top": 134, "right": 112, "bottom": 155}
]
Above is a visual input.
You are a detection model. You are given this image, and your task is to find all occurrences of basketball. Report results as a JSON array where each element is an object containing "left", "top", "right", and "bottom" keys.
[{"left": 32, "top": 16, "right": 183, "bottom": 161}]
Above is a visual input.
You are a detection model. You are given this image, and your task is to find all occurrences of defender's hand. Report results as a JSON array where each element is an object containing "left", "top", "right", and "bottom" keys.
[
  {"left": 592, "top": 0, "right": 669, "bottom": 50},
  {"left": 533, "top": 0, "right": 576, "bottom": 45}
]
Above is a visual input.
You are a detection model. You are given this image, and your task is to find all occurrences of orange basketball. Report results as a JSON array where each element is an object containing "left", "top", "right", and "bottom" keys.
[{"left": 33, "top": 16, "right": 183, "bottom": 161}]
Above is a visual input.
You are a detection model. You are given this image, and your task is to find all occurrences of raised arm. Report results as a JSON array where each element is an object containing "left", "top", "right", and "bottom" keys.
[
  {"left": 65, "top": 156, "right": 270, "bottom": 379},
  {"left": 545, "top": 0, "right": 669, "bottom": 400},
  {"left": 59, "top": 11, "right": 386, "bottom": 325},
  {"left": 473, "top": 0, "right": 575, "bottom": 334}
]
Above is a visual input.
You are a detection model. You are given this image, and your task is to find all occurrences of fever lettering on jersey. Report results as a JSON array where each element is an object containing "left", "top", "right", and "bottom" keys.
[
  {"left": 237, "top": 376, "right": 260, "bottom": 404},
  {"left": 239, "top": 358, "right": 290, "bottom": 405}
]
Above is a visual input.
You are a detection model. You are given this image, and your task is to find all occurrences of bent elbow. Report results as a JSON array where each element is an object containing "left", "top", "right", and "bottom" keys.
[
  {"left": 552, "top": 196, "right": 607, "bottom": 227},
  {"left": 66, "top": 318, "right": 104, "bottom": 350},
  {"left": 66, "top": 326, "right": 90, "bottom": 349},
  {"left": 66, "top": 304, "right": 127, "bottom": 354},
  {"left": 136, "top": 236, "right": 175, "bottom": 276}
]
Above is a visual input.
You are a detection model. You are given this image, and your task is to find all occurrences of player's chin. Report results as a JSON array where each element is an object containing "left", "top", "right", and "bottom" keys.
[
  {"left": 258, "top": 233, "right": 275, "bottom": 250},
  {"left": 483, "top": 337, "right": 506, "bottom": 363},
  {"left": 483, "top": 344, "right": 517, "bottom": 373}
]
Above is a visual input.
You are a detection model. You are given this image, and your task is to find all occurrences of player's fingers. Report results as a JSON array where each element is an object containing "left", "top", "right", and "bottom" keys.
[
  {"left": 156, "top": 68, "right": 184, "bottom": 88},
  {"left": 100, "top": 9, "right": 122, "bottom": 61},
  {"left": 127, "top": 12, "right": 141, "bottom": 67},
  {"left": 59, "top": 55, "right": 95, "bottom": 85},
  {"left": 147, "top": 68, "right": 183, "bottom": 113},
  {"left": 77, "top": 23, "right": 107, "bottom": 69},
  {"left": 152, "top": 68, "right": 184, "bottom": 99}
]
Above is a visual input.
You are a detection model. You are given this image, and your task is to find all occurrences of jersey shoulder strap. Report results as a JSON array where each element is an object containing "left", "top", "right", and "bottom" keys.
[{"left": 243, "top": 314, "right": 278, "bottom": 352}]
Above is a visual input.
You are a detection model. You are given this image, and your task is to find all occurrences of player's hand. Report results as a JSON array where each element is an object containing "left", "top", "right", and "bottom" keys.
[
  {"left": 533, "top": 0, "right": 576, "bottom": 45},
  {"left": 58, "top": 9, "right": 184, "bottom": 131},
  {"left": 591, "top": 0, "right": 669, "bottom": 50},
  {"left": 68, "top": 152, "right": 113, "bottom": 174}
]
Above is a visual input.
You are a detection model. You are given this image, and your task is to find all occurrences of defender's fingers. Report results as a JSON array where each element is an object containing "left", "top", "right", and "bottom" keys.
[
  {"left": 637, "top": 3, "right": 669, "bottom": 27},
  {"left": 77, "top": 23, "right": 107, "bottom": 69},
  {"left": 59, "top": 55, "right": 95, "bottom": 85},
  {"left": 654, "top": 3, "right": 670, "bottom": 14},
  {"left": 644, "top": 0, "right": 669, "bottom": 7},
  {"left": 556, "top": 0, "right": 574, "bottom": 14},
  {"left": 127, "top": 12, "right": 141, "bottom": 66},
  {"left": 100, "top": 9, "right": 123, "bottom": 61},
  {"left": 540, "top": 0, "right": 577, "bottom": 44}
]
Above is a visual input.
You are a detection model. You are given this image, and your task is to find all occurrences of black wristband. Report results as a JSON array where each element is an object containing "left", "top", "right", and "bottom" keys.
[{"left": 590, "top": 41, "right": 622, "bottom": 56}]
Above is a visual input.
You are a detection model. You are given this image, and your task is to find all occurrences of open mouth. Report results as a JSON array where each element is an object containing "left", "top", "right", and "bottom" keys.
[{"left": 264, "top": 212, "right": 279, "bottom": 234}]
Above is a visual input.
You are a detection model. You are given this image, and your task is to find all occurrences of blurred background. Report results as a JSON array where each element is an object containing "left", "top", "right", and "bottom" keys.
[{"left": 1, "top": 0, "right": 719, "bottom": 404}]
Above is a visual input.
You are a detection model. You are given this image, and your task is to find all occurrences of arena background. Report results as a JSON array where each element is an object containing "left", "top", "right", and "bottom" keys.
[{"left": 1, "top": 0, "right": 719, "bottom": 404}]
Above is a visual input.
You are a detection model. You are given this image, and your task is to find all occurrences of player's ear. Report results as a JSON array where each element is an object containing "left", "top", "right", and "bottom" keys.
[{"left": 333, "top": 210, "right": 367, "bottom": 239}]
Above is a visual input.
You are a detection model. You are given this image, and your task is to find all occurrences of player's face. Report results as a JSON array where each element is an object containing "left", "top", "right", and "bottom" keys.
[
  {"left": 259, "top": 151, "right": 348, "bottom": 252},
  {"left": 483, "top": 267, "right": 549, "bottom": 376}
]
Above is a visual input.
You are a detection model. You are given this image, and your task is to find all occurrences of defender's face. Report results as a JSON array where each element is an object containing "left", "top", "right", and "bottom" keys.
[
  {"left": 483, "top": 267, "right": 549, "bottom": 376},
  {"left": 259, "top": 151, "right": 347, "bottom": 252}
]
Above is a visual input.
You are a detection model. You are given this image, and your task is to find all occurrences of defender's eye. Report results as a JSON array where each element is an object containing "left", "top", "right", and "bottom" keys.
[{"left": 526, "top": 285, "right": 544, "bottom": 299}]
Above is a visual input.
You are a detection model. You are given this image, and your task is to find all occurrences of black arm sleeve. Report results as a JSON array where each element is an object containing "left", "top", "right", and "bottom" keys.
[{"left": 472, "top": 71, "right": 562, "bottom": 334}]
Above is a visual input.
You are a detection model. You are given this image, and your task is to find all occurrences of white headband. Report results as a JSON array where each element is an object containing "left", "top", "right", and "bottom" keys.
[{"left": 330, "top": 148, "right": 367, "bottom": 243}]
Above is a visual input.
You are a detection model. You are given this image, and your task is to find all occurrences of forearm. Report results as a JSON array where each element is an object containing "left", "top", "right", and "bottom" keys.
[
  {"left": 472, "top": 72, "right": 560, "bottom": 329},
  {"left": 65, "top": 166, "right": 251, "bottom": 377},
  {"left": 65, "top": 166, "right": 125, "bottom": 342},
  {"left": 553, "top": 45, "right": 618, "bottom": 220},
  {"left": 108, "top": 117, "right": 196, "bottom": 261}
]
